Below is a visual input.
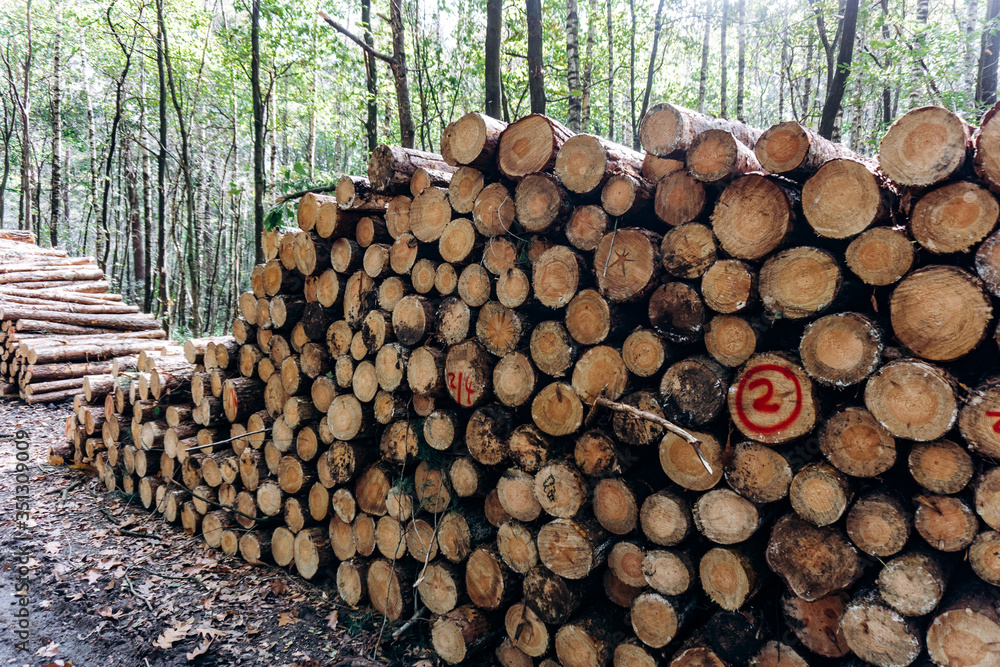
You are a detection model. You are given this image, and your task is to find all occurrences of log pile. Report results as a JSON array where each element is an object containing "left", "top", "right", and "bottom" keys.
[
  {"left": 50, "top": 101, "right": 1000, "bottom": 667},
  {"left": 0, "top": 236, "right": 169, "bottom": 403}
]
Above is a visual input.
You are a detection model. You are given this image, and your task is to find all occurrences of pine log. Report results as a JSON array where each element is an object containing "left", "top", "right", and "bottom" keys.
[
  {"left": 845, "top": 226, "right": 914, "bottom": 286},
  {"left": 908, "top": 439, "right": 973, "bottom": 494},
  {"left": 840, "top": 589, "right": 923, "bottom": 667},
  {"left": 699, "top": 546, "right": 761, "bottom": 611},
  {"left": 877, "top": 550, "right": 948, "bottom": 616},
  {"left": 446, "top": 111, "right": 507, "bottom": 167},
  {"left": 926, "top": 585, "right": 1000, "bottom": 667},
  {"left": 781, "top": 591, "right": 850, "bottom": 658},
  {"left": 467, "top": 545, "right": 517, "bottom": 610},
  {"left": 693, "top": 487, "right": 761, "bottom": 543},
  {"left": 788, "top": 463, "right": 851, "bottom": 527},
  {"left": 726, "top": 441, "right": 792, "bottom": 504},
  {"left": 503, "top": 602, "right": 550, "bottom": 658},
  {"left": 472, "top": 182, "right": 516, "bottom": 237},
  {"left": 914, "top": 494, "right": 978, "bottom": 552},
  {"left": 759, "top": 246, "right": 841, "bottom": 319},
  {"left": 515, "top": 173, "right": 572, "bottom": 233},
  {"left": 368, "top": 144, "right": 456, "bottom": 192},
  {"left": 647, "top": 281, "right": 706, "bottom": 344},
  {"left": 819, "top": 406, "right": 896, "bottom": 477},
  {"left": 432, "top": 605, "right": 499, "bottom": 665},
  {"left": 639, "top": 489, "right": 692, "bottom": 546},
  {"left": 845, "top": 491, "right": 912, "bottom": 557},
  {"left": 865, "top": 359, "right": 957, "bottom": 441},
  {"left": 766, "top": 514, "right": 863, "bottom": 601},
  {"left": 728, "top": 352, "right": 818, "bottom": 444},
  {"left": 497, "top": 114, "right": 574, "bottom": 180},
  {"left": 496, "top": 520, "right": 538, "bottom": 574},
  {"left": 593, "top": 229, "right": 661, "bottom": 303},
  {"left": 659, "top": 355, "right": 728, "bottom": 427},
  {"left": 891, "top": 265, "right": 992, "bottom": 361},
  {"left": 703, "top": 314, "right": 763, "bottom": 368},
  {"left": 639, "top": 103, "right": 761, "bottom": 158},
  {"left": 711, "top": 174, "right": 795, "bottom": 260},
  {"left": 878, "top": 105, "right": 972, "bottom": 187}
]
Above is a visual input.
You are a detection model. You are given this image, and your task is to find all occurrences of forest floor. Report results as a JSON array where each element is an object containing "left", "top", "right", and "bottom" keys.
[{"left": 0, "top": 400, "right": 435, "bottom": 667}]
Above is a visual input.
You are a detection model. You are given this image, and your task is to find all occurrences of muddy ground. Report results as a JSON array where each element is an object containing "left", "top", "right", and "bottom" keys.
[{"left": 0, "top": 400, "right": 436, "bottom": 667}]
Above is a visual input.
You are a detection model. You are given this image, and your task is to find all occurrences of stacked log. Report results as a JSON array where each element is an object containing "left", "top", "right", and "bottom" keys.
[
  {"left": 50, "top": 102, "right": 1000, "bottom": 667},
  {"left": 0, "top": 237, "right": 169, "bottom": 402}
]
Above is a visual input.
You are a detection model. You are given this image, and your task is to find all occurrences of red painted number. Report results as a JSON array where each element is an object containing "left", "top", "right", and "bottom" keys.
[
  {"left": 748, "top": 378, "right": 781, "bottom": 413},
  {"left": 987, "top": 410, "right": 1000, "bottom": 434},
  {"left": 448, "top": 371, "right": 471, "bottom": 406}
]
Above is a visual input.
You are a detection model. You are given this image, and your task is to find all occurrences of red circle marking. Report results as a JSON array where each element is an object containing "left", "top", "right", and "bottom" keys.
[{"left": 734, "top": 363, "right": 803, "bottom": 436}]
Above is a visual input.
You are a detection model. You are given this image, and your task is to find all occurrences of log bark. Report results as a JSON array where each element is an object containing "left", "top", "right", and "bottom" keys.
[
  {"left": 639, "top": 103, "right": 761, "bottom": 158},
  {"left": 688, "top": 129, "right": 761, "bottom": 182}
]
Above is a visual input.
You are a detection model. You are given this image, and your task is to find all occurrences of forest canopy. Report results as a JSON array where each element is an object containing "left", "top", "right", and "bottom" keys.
[{"left": 0, "top": 0, "right": 994, "bottom": 336}]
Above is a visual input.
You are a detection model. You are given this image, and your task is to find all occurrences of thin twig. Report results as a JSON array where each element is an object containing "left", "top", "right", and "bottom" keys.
[
  {"left": 124, "top": 571, "right": 154, "bottom": 611},
  {"left": 590, "top": 396, "right": 713, "bottom": 474},
  {"left": 183, "top": 427, "right": 270, "bottom": 452},
  {"left": 390, "top": 606, "right": 426, "bottom": 640},
  {"left": 117, "top": 529, "right": 162, "bottom": 540}
]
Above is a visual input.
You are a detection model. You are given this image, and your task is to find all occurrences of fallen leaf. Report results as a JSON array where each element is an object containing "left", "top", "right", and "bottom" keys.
[
  {"left": 277, "top": 611, "right": 299, "bottom": 627},
  {"left": 83, "top": 569, "right": 100, "bottom": 585},
  {"left": 194, "top": 626, "right": 227, "bottom": 639},
  {"left": 43, "top": 541, "right": 61, "bottom": 554},
  {"left": 97, "top": 607, "right": 123, "bottom": 620},
  {"left": 39, "top": 600, "right": 52, "bottom": 609},
  {"left": 185, "top": 638, "right": 213, "bottom": 661},
  {"left": 153, "top": 622, "right": 193, "bottom": 649},
  {"left": 269, "top": 579, "right": 289, "bottom": 596},
  {"left": 36, "top": 642, "right": 59, "bottom": 657},
  {"left": 325, "top": 610, "right": 338, "bottom": 631}
]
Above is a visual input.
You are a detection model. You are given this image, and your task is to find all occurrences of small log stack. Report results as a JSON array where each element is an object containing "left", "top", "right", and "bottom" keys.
[
  {"left": 0, "top": 236, "right": 169, "bottom": 403},
  {"left": 50, "top": 101, "right": 1000, "bottom": 667}
]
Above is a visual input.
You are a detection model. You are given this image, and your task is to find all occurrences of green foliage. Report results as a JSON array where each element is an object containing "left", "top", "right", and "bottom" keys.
[{"left": 0, "top": 0, "right": 995, "bottom": 335}]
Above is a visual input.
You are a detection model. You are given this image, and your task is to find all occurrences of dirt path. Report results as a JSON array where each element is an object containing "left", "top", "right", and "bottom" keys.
[{"left": 0, "top": 400, "right": 434, "bottom": 667}]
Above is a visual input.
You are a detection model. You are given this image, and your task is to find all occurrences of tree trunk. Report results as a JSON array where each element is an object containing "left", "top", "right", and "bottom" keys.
[
  {"left": 628, "top": 0, "right": 637, "bottom": 147},
  {"left": 388, "top": 0, "right": 415, "bottom": 148},
  {"left": 125, "top": 141, "right": 144, "bottom": 303},
  {"left": 485, "top": 0, "right": 502, "bottom": 119},
  {"left": 18, "top": 0, "right": 32, "bottom": 236},
  {"left": 99, "top": 5, "right": 135, "bottom": 272},
  {"left": 912, "top": 0, "right": 930, "bottom": 107},
  {"left": 358, "top": 0, "right": 377, "bottom": 152},
  {"left": 638, "top": 0, "right": 668, "bottom": 125},
  {"left": 526, "top": 0, "right": 545, "bottom": 114},
  {"left": 251, "top": 0, "right": 265, "bottom": 265},
  {"left": 581, "top": 0, "right": 595, "bottom": 131},
  {"left": 980, "top": 0, "right": 1000, "bottom": 106},
  {"left": 566, "top": 0, "right": 581, "bottom": 131},
  {"left": 819, "top": 0, "right": 858, "bottom": 138},
  {"left": 49, "top": 4, "right": 61, "bottom": 248},
  {"left": 606, "top": 0, "right": 614, "bottom": 140},
  {"left": 720, "top": 0, "right": 729, "bottom": 117},
  {"left": 698, "top": 1, "right": 712, "bottom": 113},
  {"left": 736, "top": 0, "right": 745, "bottom": 120}
]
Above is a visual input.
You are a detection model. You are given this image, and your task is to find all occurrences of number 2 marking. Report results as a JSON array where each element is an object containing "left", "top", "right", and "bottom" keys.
[
  {"left": 987, "top": 410, "right": 1000, "bottom": 434},
  {"left": 748, "top": 378, "right": 780, "bottom": 413}
]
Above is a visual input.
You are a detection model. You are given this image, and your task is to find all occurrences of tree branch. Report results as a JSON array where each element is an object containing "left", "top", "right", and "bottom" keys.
[{"left": 317, "top": 10, "right": 397, "bottom": 65}]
